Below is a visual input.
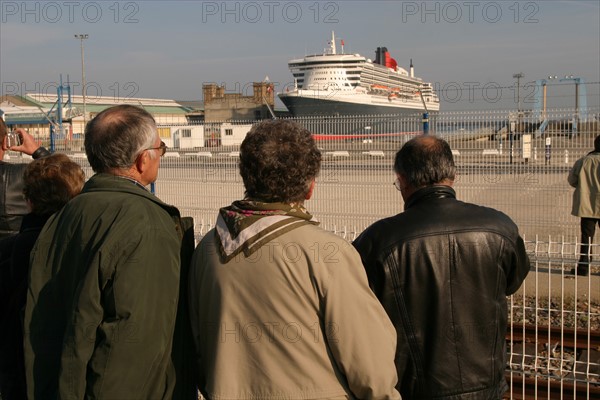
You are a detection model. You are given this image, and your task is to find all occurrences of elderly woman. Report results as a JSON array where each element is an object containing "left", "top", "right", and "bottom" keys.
[
  {"left": 0, "top": 153, "right": 85, "bottom": 400},
  {"left": 189, "top": 120, "right": 400, "bottom": 400}
]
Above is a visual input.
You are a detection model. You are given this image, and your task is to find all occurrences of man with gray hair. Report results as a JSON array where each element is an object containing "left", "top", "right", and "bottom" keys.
[
  {"left": 353, "top": 135, "right": 530, "bottom": 400},
  {"left": 24, "top": 105, "right": 197, "bottom": 399}
]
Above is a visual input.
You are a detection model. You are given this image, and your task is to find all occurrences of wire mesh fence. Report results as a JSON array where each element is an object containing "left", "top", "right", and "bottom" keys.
[
  {"left": 133, "top": 107, "right": 599, "bottom": 243},
  {"left": 507, "top": 238, "right": 600, "bottom": 399}
]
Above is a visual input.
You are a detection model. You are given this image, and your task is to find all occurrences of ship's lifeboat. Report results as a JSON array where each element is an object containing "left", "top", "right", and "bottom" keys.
[{"left": 371, "top": 84, "right": 390, "bottom": 92}]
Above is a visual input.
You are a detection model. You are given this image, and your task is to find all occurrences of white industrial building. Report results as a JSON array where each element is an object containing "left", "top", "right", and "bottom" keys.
[{"left": 1, "top": 93, "right": 259, "bottom": 151}]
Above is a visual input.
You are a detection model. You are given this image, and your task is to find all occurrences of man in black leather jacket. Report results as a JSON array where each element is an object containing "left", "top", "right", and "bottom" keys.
[
  {"left": 0, "top": 119, "right": 50, "bottom": 239},
  {"left": 353, "top": 135, "right": 530, "bottom": 400}
]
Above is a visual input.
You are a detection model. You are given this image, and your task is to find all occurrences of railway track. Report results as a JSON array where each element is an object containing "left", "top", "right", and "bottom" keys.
[
  {"left": 506, "top": 323, "right": 600, "bottom": 399},
  {"left": 506, "top": 375, "right": 598, "bottom": 399},
  {"left": 508, "top": 324, "right": 600, "bottom": 349}
]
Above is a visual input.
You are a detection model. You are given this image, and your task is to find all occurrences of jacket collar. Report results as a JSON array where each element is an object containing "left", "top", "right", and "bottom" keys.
[
  {"left": 215, "top": 200, "right": 318, "bottom": 263},
  {"left": 83, "top": 173, "right": 181, "bottom": 218},
  {"left": 404, "top": 185, "right": 456, "bottom": 210}
]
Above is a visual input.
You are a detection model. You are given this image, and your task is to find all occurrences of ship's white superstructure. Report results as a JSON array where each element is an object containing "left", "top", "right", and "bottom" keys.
[{"left": 278, "top": 32, "right": 440, "bottom": 116}]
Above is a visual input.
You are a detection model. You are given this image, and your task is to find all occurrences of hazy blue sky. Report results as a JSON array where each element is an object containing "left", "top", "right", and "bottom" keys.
[{"left": 1, "top": 0, "right": 599, "bottom": 110}]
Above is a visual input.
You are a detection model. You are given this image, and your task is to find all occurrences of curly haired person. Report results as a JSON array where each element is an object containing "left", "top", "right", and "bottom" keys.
[{"left": 189, "top": 120, "right": 400, "bottom": 400}]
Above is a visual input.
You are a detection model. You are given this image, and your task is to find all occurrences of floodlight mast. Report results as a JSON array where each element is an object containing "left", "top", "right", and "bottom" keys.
[{"left": 75, "top": 34, "right": 89, "bottom": 128}]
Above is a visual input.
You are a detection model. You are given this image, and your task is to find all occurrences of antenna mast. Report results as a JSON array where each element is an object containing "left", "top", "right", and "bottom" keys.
[{"left": 330, "top": 31, "right": 336, "bottom": 55}]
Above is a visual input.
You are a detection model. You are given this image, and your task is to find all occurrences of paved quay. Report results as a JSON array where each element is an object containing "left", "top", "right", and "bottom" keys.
[{"left": 516, "top": 268, "right": 599, "bottom": 302}]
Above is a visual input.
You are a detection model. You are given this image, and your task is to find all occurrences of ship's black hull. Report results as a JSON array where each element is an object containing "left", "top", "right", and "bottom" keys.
[
  {"left": 279, "top": 95, "right": 434, "bottom": 117},
  {"left": 279, "top": 95, "right": 437, "bottom": 135}
]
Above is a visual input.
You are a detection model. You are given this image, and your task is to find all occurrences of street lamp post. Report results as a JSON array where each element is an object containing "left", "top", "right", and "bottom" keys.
[
  {"left": 513, "top": 72, "right": 524, "bottom": 134},
  {"left": 513, "top": 72, "right": 524, "bottom": 111},
  {"left": 75, "top": 34, "right": 89, "bottom": 129},
  {"left": 543, "top": 76, "right": 558, "bottom": 121}
]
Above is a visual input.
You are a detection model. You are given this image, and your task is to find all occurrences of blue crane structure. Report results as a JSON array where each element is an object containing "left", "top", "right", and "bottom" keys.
[
  {"left": 533, "top": 77, "right": 587, "bottom": 137},
  {"left": 43, "top": 75, "right": 80, "bottom": 152}
]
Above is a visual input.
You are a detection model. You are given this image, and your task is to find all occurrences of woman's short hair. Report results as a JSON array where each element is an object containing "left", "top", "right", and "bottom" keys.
[
  {"left": 239, "top": 120, "right": 321, "bottom": 203},
  {"left": 23, "top": 153, "right": 85, "bottom": 216},
  {"left": 84, "top": 105, "right": 157, "bottom": 173}
]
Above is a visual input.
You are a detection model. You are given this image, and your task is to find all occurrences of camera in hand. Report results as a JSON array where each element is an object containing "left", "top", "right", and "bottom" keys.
[{"left": 6, "top": 131, "right": 23, "bottom": 147}]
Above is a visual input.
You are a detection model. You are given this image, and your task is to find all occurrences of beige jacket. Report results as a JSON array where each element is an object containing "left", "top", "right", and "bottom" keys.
[
  {"left": 568, "top": 152, "right": 600, "bottom": 218},
  {"left": 189, "top": 224, "right": 400, "bottom": 400}
]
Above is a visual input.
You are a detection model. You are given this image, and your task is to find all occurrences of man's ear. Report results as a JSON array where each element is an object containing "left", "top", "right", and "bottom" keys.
[
  {"left": 397, "top": 173, "right": 408, "bottom": 190},
  {"left": 305, "top": 180, "right": 316, "bottom": 200},
  {"left": 134, "top": 151, "right": 146, "bottom": 174}
]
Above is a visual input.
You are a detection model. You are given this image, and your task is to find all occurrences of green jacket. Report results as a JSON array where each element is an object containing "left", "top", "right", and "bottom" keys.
[
  {"left": 24, "top": 173, "right": 197, "bottom": 399},
  {"left": 568, "top": 152, "right": 600, "bottom": 218}
]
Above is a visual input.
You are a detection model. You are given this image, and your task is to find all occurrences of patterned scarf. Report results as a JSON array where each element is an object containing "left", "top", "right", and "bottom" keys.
[{"left": 215, "top": 200, "right": 319, "bottom": 263}]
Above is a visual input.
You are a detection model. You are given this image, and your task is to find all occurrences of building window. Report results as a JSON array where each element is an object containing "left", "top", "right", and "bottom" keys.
[
  {"left": 225, "top": 129, "right": 233, "bottom": 136},
  {"left": 158, "top": 127, "right": 171, "bottom": 138},
  {"left": 182, "top": 129, "right": 192, "bottom": 138}
]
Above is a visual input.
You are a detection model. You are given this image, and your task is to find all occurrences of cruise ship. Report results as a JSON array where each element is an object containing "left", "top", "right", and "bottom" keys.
[{"left": 278, "top": 32, "right": 440, "bottom": 116}]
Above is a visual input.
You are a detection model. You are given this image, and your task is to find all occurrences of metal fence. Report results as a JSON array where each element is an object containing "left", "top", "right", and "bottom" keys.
[
  {"left": 138, "top": 107, "right": 600, "bottom": 243},
  {"left": 6, "top": 107, "right": 599, "bottom": 399},
  {"left": 507, "top": 238, "right": 599, "bottom": 399}
]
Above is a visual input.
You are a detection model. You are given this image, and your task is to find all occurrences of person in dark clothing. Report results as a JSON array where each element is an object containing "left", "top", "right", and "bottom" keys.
[
  {"left": 0, "top": 153, "right": 85, "bottom": 400},
  {"left": 353, "top": 135, "right": 530, "bottom": 400},
  {"left": 0, "top": 118, "right": 51, "bottom": 239}
]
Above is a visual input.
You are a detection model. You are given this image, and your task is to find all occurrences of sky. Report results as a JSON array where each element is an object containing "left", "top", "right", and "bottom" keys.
[{"left": 1, "top": 0, "right": 599, "bottom": 111}]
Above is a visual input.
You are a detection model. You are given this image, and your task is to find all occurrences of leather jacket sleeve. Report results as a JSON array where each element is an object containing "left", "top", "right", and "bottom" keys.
[
  {"left": 31, "top": 147, "right": 51, "bottom": 160},
  {"left": 0, "top": 163, "right": 29, "bottom": 238},
  {"left": 505, "top": 234, "right": 530, "bottom": 295}
]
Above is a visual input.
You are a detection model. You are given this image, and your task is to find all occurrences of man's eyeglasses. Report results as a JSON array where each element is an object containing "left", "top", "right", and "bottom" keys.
[
  {"left": 393, "top": 179, "right": 402, "bottom": 191},
  {"left": 146, "top": 141, "right": 167, "bottom": 157}
]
